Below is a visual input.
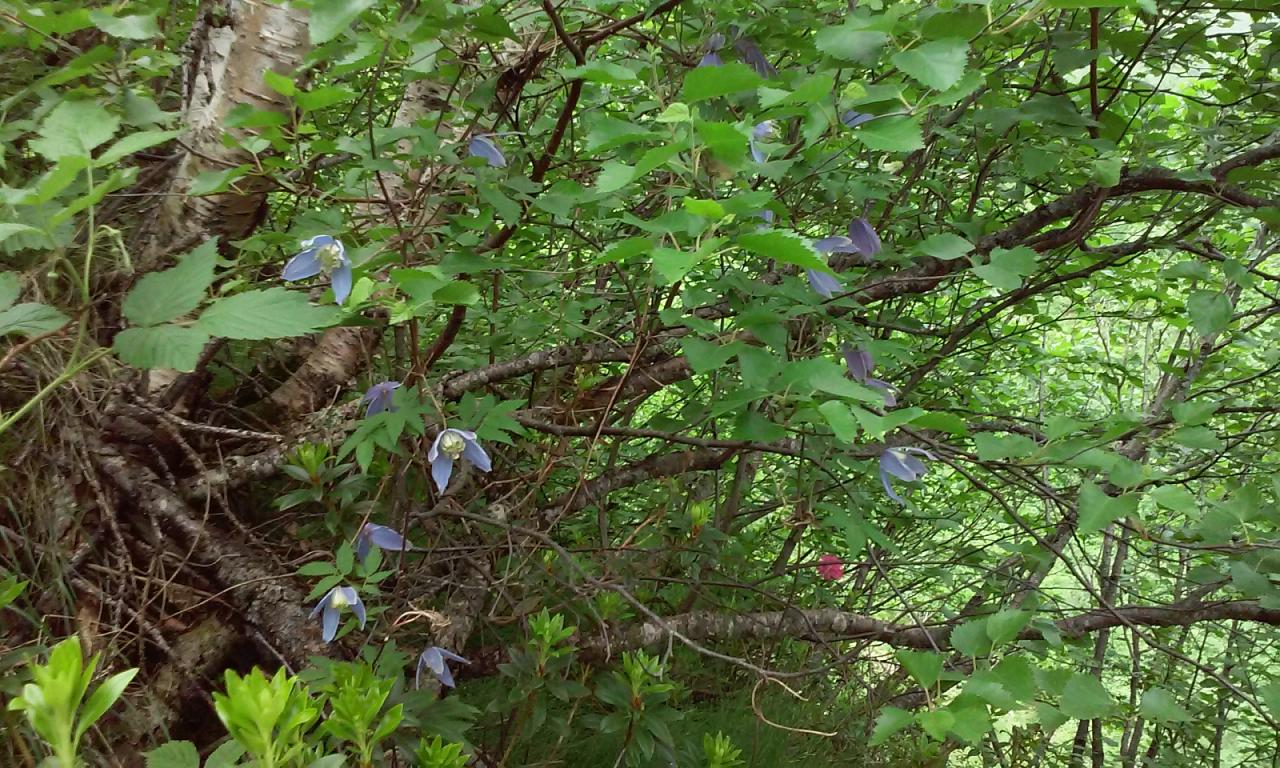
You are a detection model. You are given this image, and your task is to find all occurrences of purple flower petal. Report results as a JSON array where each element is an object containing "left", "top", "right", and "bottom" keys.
[
  {"left": 750, "top": 141, "right": 766, "bottom": 163},
  {"left": 365, "top": 523, "right": 411, "bottom": 552},
  {"left": 813, "top": 236, "right": 858, "bottom": 254},
  {"left": 847, "top": 217, "right": 882, "bottom": 257},
  {"left": 322, "top": 604, "right": 340, "bottom": 642},
  {"left": 282, "top": 249, "right": 323, "bottom": 281},
  {"left": 842, "top": 343, "right": 873, "bottom": 382},
  {"left": 734, "top": 37, "right": 777, "bottom": 78},
  {"left": 706, "top": 32, "right": 725, "bottom": 52},
  {"left": 331, "top": 262, "right": 353, "bottom": 305},
  {"left": 868, "top": 378, "right": 897, "bottom": 407},
  {"left": 469, "top": 135, "right": 506, "bottom": 168},
  {"left": 462, "top": 439, "right": 492, "bottom": 473},
  {"left": 806, "top": 269, "right": 843, "bottom": 299},
  {"left": 362, "top": 381, "right": 401, "bottom": 416},
  {"left": 431, "top": 454, "right": 454, "bottom": 492},
  {"left": 698, "top": 51, "right": 722, "bottom": 67},
  {"left": 841, "top": 110, "right": 874, "bottom": 128}
]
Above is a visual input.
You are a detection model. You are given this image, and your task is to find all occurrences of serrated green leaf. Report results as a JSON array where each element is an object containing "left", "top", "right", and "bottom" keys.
[
  {"left": 196, "top": 288, "right": 338, "bottom": 340},
  {"left": 868, "top": 707, "right": 914, "bottom": 746},
  {"left": 433, "top": 280, "right": 480, "bottom": 306},
  {"left": 682, "top": 62, "right": 763, "bottom": 103},
  {"left": 974, "top": 246, "right": 1039, "bottom": 290},
  {"left": 917, "top": 233, "right": 973, "bottom": 260},
  {"left": 818, "top": 400, "right": 861, "bottom": 443},
  {"left": 892, "top": 39, "right": 969, "bottom": 90},
  {"left": 0, "top": 303, "right": 69, "bottom": 337},
  {"left": 949, "top": 617, "right": 991, "bottom": 657},
  {"left": 1186, "top": 290, "right": 1232, "bottom": 337},
  {"left": 974, "top": 432, "right": 1037, "bottom": 461},
  {"left": 122, "top": 240, "right": 217, "bottom": 326},
  {"left": 29, "top": 100, "right": 120, "bottom": 160},
  {"left": 1139, "top": 688, "right": 1190, "bottom": 723},
  {"left": 113, "top": 325, "right": 209, "bottom": 371},
  {"left": 651, "top": 247, "right": 704, "bottom": 284},
  {"left": 0, "top": 273, "right": 21, "bottom": 311},
  {"left": 853, "top": 115, "right": 923, "bottom": 152},
  {"left": 815, "top": 25, "right": 888, "bottom": 62},
  {"left": 562, "top": 61, "right": 638, "bottom": 84},
  {"left": 985, "top": 610, "right": 1032, "bottom": 647},
  {"left": 144, "top": 740, "right": 200, "bottom": 768},
  {"left": 896, "top": 650, "right": 943, "bottom": 688},
  {"left": 1059, "top": 673, "right": 1113, "bottom": 719},
  {"left": 96, "top": 130, "right": 182, "bottom": 166},
  {"left": 737, "top": 231, "right": 830, "bottom": 273},
  {"left": 0, "top": 225, "right": 43, "bottom": 247},
  {"left": 310, "top": 0, "right": 376, "bottom": 43},
  {"left": 89, "top": 11, "right": 159, "bottom": 39},
  {"left": 1078, "top": 481, "right": 1140, "bottom": 534}
]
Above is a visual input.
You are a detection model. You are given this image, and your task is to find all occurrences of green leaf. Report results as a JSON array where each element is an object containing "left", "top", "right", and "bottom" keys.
[
  {"left": 947, "top": 704, "right": 992, "bottom": 744},
  {"left": 974, "top": 432, "right": 1037, "bottom": 461},
  {"left": 682, "top": 63, "right": 764, "bottom": 103},
  {"left": 96, "top": 130, "right": 182, "bottom": 166},
  {"left": 895, "top": 650, "right": 943, "bottom": 688},
  {"left": 1137, "top": 688, "right": 1191, "bottom": 723},
  {"left": 1186, "top": 290, "right": 1232, "bottom": 336},
  {"left": 974, "top": 246, "right": 1039, "bottom": 291},
  {"left": 310, "top": 0, "right": 376, "bottom": 44},
  {"left": 29, "top": 100, "right": 120, "bottom": 160},
  {"left": 819, "top": 401, "right": 861, "bottom": 443},
  {"left": 144, "top": 740, "right": 200, "bottom": 768},
  {"left": 122, "top": 240, "right": 218, "bottom": 327},
  {"left": 985, "top": 610, "right": 1032, "bottom": 648},
  {"left": 1077, "top": 481, "right": 1140, "bottom": 534},
  {"left": 683, "top": 198, "right": 725, "bottom": 219},
  {"left": 1059, "top": 673, "right": 1113, "bottom": 720},
  {"left": 0, "top": 303, "right": 69, "bottom": 337},
  {"left": 1149, "top": 485, "right": 1197, "bottom": 514},
  {"left": 815, "top": 25, "right": 888, "bottom": 62},
  {"left": 1093, "top": 156, "right": 1123, "bottom": 187},
  {"left": 0, "top": 224, "right": 44, "bottom": 247},
  {"left": 853, "top": 115, "right": 924, "bottom": 153},
  {"left": 113, "top": 325, "right": 210, "bottom": 371},
  {"left": 196, "top": 289, "right": 339, "bottom": 340},
  {"left": 1172, "top": 399, "right": 1219, "bottom": 426},
  {"left": 433, "top": 280, "right": 481, "bottom": 306},
  {"left": 188, "top": 165, "right": 254, "bottom": 196},
  {"left": 892, "top": 39, "right": 969, "bottom": 91},
  {"left": 1170, "top": 426, "right": 1223, "bottom": 451},
  {"left": 912, "top": 411, "right": 969, "bottom": 435},
  {"left": 76, "top": 667, "right": 137, "bottom": 740},
  {"left": 868, "top": 707, "right": 914, "bottom": 746},
  {"left": 949, "top": 617, "right": 991, "bottom": 657},
  {"left": 651, "top": 248, "right": 704, "bottom": 284},
  {"left": 595, "top": 161, "right": 635, "bottom": 194},
  {"left": 737, "top": 231, "right": 830, "bottom": 273},
  {"left": 916, "top": 233, "right": 974, "bottom": 261},
  {"left": 1259, "top": 682, "right": 1280, "bottom": 719},
  {"left": 562, "top": 61, "right": 637, "bottom": 84},
  {"left": 917, "top": 709, "right": 954, "bottom": 741},
  {"left": 88, "top": 11, "right": 160, "bottom": 39},
  {"left": 655, "top": 102, "right": 690, "bottom": 123},
  {"left": 0, "top": 274, "right": 19, "bottom": 312}
]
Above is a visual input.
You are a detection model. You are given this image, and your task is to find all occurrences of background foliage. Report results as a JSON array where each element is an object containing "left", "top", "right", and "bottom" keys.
[{"left": 1, "top": 0, "right": 1279, "bottom": 765}]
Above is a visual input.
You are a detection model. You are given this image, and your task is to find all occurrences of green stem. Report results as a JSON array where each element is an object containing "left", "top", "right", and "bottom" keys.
[{"left": 0, "top": 349, "right": 107, "bottom": 437}]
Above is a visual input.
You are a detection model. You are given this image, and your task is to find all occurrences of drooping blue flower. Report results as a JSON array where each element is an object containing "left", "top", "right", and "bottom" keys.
[
  {"left": 756, "top": 209, "right": 775, "bottom": 231},
  {"left": 847, "top": 217, "right": 882, "bottom": 257},
  {"left": 734, "top": 36, "right": 777, "bottom": 78},
  {"left": 309, "top": 585, "right": 366, "bottom": 643},
  {"left": 283, "top": 235, "right": 353, "bottom": 305},
  {"left": 355, "top": 522, "right": 414, "bottom": 565},
  {"left": 806, "top": 268, "right": 843, "bottom": 299},
  {"left": 416, "top": 646, "right": 470, "bottom": 689},
  {"left": 428, "top": 428, "right": 492, "bottom": 492},
  {"left": 698, "top": 32, "right": 725, "bottom": 67},
  {"left": 469, "top": 135, "right": 506, "bottom": 168},
  {"left": 841, "top": 343, "right": 897, "bottom": 407},
  {"left": 361, "top": 381, "right": 401, "bottom": 417},
  {"left": 879, "top": 447, "right": 936, "bottom": 505},
  {"left": 841, "top": 110, "right": 874, "bottom": 128},
  {"left": 749, "top": 121, "right": 775, "bottom": 163},
  {"left": 812, "top": 235, "right": 860, "bottom": 254}
]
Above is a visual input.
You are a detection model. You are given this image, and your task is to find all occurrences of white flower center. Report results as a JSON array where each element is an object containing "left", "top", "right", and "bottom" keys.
[
  {"left": 330, "top": 590, "right": 350, "bottom": 608},
  {"left": 317, "top": 243, "right": 344, "bottom": 272},
  {"left": 440, "top": 431, "right": 466, "bottom": 459}
]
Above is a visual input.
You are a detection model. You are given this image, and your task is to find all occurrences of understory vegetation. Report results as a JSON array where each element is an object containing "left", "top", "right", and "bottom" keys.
[{"left": 1, "top": 0, "right": 1279, "bottom": 766}]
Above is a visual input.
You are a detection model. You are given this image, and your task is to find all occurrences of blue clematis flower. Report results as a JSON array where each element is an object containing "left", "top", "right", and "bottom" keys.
[
  {"left": 469, "top": 135, "right": 506, "bottom": 168},
  {"left": 734, "top": 36, "right": 777, "bottom": 78},
  {"left": 841, "top": 110, "right": 874, "bottom": 129},
  {"left": 283, "top": 235, "right": 353, "bottom": 305},
  {"left": 416, "top": 646, "right": 470, "bottom": 689},
  {"left": 841, "top": 343, "right": 897, "bottom": 407},
  {"left": 698, "top": 32, "right": 725, "bottom": 67},
  {"left": 847, "top": 217, "right": 882, "bottom": 258},
  {"left": 749, "top": 121, "right": 775, "bottom": 163},
  {"left": 806, "top": 268, "right": 843, "bottom": 299},
  {"left": 428, "top": 428, "right": 492, "bottom": 493},
  {"left": 879, "top": 447, "right": 936, "bottom": 505},
  {"left": 361, "top": 381, "right": 401, "bottom": 417},
  {"left": 355, "top": 522, "right": 414, "bottom": 565},
  {"left": 309, "top": 585, "right": 366, "bottom": 643}
]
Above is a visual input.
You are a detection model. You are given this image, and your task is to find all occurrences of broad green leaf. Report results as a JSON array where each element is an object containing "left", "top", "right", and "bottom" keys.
[
  {"left": 122, "top": 240, "right": 218, "bottom": 327},
  {"left": 683, "top": 198, "right": 725, "bottom": 219},
  {"left": 88, "top": 11, "right": 160, "bottom": 39},
  {"left": 1170, "top": 426, "right": 1224, "bottom": 451},
  {"left": 947, "top": 704, "right": 992, "bottom": 744},
  {"left": 974, "top": 432, "right": 1037, "bottom": 461},
  {"left": 113, "top": 325, "right": 209, "bottom": 371},
  {"left": 737, "top": 231, "right": 830, "bottom": 273},
  {"left": 680, "top": 338, "right": 739, "bottom": 375},
  {"left": 0, "top": 273, "right": 19, "bottom": 310},
  {"left": 96, "top": 130, "right": 182, "bottom": 166},
  {"left": 818, "top": 401, "right": 861, "bottom": 443},
  {"left": 682, "top": 63, "right": 763, "bottom": 103},
  {"left": 1149, "top": 485, "right": 1197, "bottom": 514},
  {"left": 985, "top": 610, "right": 1032, "bottom": 647},
  {"left": 1172, "top": 399, "right": 1219, "bottom": 426},
  {"left": 974, "top": 246, "right": 1038, "bottom": 290},
  {"left": 196, "top": 289, "right": 339, "bottom": 340},
  {"left": 188, "top": 165, "right": 253, "bottom": 196},
  {"left": 1077, "top": 481, "right": 1139, "bottom": 535},
  {"left": 144, "top": 741, "right": 200, "bottom": 768},
  {"left": 0, "top": 224, "right": 43, "bottom": 247},
  {"left": 562, "top": 61, "right": 637, "bottom": 84},
  {"left": 815, "top": 25, "right": 888, "bottom": 62},
  {"left": 892, "top": 39, "right": 969, "bottom": 91},
  {"left": 1260, "top": 682, "right": 1280, "bottom": 719},
  {"left": 1137, "top": 688, "right": 1190, "bottom": 723},
  {"left": 949, "top": 617, "right": 991, "bottom": 657},
  {"left": 917, "top": 709, "right": 954, "bottom": 741},
  {"left": 310, "top": 0, "right": 376, "bottom": 44},
  {"left": 0, "top": 303, "right": 69, "bottom": 337},
  {"left": 1186, "top": 291, "right": 1232, "bottom": 336},
  {"left": 29, "top": 100, "right": 120, "bottom": 160},
  {"left": 596, "top": 238, "right": 651, "bottom": 265},
  {"left": 895, "top": 650, "right": 943, "bottom": 688},
  {"left": 433, "top": 280, "right": 481, "bottom": 306},
  {"left": 868, "top": 707, "right": 914, "bottom": 746},
  {"left": 916, "top": 233, "right": 973, "bottom": 260},
  {"left": 853, "top": 115, "right": 924, "bottom": 152},
  {"left": 656, "top": 102, "right": 690, "bottom": 123},
  {"left": 595, "top": 161, "right": 635, "bottom": 194},
  {"left": 912, "top": 411, "right": 969, "bottom": 435},
  {"left": 651, "top": 248, "right": 704, "bottom": 284},
  {"left": 1059, "top": 673, "right": 1113, "bottom": 720},
  {"left": 75, "top": 667, "right": 137, "bottom": 740}
]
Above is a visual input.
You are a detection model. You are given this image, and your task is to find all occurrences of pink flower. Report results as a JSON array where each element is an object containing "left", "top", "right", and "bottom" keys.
[{"left": 817, "top": 554, "right": 843, "bottom": 581}]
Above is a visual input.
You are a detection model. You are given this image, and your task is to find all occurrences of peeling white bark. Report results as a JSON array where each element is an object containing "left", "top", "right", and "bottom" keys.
[{"left": 146, "top": 0, "right": 309, "bottom": 264}]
